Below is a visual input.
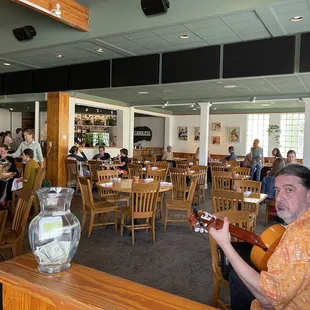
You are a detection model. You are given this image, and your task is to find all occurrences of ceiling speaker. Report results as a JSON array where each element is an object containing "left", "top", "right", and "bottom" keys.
[
  {"left": 12, "top": 25, "right": 37, "bottom": 42},
  {"left": 141, "top": 0, "right": 170, "bottom": 16}
]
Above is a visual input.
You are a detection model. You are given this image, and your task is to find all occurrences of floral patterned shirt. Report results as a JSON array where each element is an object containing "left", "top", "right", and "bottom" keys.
[{"left": 251, "top": 208, "right": 310, "bottom": 309}]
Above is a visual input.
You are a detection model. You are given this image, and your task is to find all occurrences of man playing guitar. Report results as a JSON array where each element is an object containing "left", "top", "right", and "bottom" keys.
[{"left": 209, "top": 164, "right": 310, "bottom": 310}]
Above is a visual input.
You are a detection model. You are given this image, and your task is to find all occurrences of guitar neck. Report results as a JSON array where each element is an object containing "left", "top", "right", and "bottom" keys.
[{"left": 211, "top": 219, "right": 268, "bottom": 250}]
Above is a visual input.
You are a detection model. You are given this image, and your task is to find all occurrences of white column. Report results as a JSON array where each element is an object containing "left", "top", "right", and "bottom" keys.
[
  {"left": 164, "top": 116, "right": 173, "bottom": 148},
  {"left": 128, "top": 107, "right": 135, "bottom": 158},
  {"left": 302, "top": 98, "right": 310, "bottom": 168},
  {"left": 35, "top": 101, "right": 40, "bottom": 142},
  {"left": 198, "top": 102, "right": 211, "bottom": 166},
  {"left": 68, "top": 97, "right": 76, "bottom": 151}
]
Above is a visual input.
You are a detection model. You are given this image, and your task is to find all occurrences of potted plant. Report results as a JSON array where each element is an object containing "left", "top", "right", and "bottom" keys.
[{"left": 267, "top": 125, "right": 281, "bottom": 146}]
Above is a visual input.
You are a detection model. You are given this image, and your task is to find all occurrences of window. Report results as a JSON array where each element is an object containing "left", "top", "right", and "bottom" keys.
[
  {"left": 280, "top": 113, "right": 304, "bottom": 158},
  {"left": 246, "top": 114, "right": 269, "bottom": 156}
]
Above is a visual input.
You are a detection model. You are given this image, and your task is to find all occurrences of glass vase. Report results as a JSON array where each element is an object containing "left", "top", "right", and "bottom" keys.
[{"left": 29, "top": 187, "right": 81, "bottom": 274}]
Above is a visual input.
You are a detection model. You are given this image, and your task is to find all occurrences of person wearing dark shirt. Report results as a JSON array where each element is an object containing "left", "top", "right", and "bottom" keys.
[
  {"left": 224, "top": 146, "right": 237, "bottom": 161},
  {"left": 0, "top": 144, "right": 19, "bottom": 205},
  {"left": 67, "top": 146, "right": 88, "bottom": 162},
  {"left": 92, "top": 146, "right": 110, "bottom": 161},
  {"left": 118, "top": 148, "right": 129, "bottom": 175}
]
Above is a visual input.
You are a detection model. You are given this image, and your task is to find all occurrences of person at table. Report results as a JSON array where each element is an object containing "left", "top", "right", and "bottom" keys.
[
  {"left": 3, "top": 131, "right": 13, "bottom": 149},
  {"left": 92, "top": 146, "right": 110, "bottom": 161},
  {"left": 249, "top": 139, "right": 264, "bottom": 181},
  {"left": 0, "top": 144, "right": 19, "bottom": 206},
  {"left": 162, "top": 146, "right": 173, "bottom": 161},
  {"left": 67, "top": 146, "right": 89, "bottom": 176},
  {"left": 8, "top": 129, "right": 44, "bottom": 166},
  {"left": 223, "top": 146, "right": 237, "bottom": 162},
  {"left": 286, "top": 149, "right": 300, "bottom": 165},
  {"left": 12, "top": 128, "right": 23, "bottom": 152},
  {"left": 117, "top": 148, "right": 129, "bottom": 175},
  {"left": 16, "top": 149, "right": 39, "bottom": 191},
  {"left": 271, "top": 148, "right": 282, "bottom": 162},
  {"left": 210, "top": 164, "right": 310, "bottom": 310}
]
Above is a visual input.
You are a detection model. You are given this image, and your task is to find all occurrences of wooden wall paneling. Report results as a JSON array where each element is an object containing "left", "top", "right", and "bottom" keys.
[{"left": 47, "top": 92, "right": 69, "bottom": 187}]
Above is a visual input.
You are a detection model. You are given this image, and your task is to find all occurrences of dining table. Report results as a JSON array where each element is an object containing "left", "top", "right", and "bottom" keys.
[
  {"left": 96, "top": 178, "right": 173, "bottom": 193},
  {"left": 0, "top": 172, "right": 16, "bottom": 180}
]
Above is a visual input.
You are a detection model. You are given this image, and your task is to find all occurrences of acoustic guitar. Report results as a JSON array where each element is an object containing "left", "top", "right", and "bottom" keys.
[{"left": 189, "top": 209, "right": 285, "bottom": 271}]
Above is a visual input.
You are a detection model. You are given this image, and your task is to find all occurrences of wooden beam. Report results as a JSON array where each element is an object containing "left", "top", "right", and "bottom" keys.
[
  {"left": 11, "top": 0, "right": 89, "bottom": 32},
  {"left": 46, "top": 92, "right": 69, "bottom": 187}
]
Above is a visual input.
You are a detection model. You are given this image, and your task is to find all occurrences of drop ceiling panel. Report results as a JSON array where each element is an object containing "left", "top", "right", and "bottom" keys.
[
  {"left": 194, "top": 25, "right": 237, "bottom": 40},
  {"left": 124, "top": 31, "right": 156, "bottom": 40},
  {"left": 162, "top": 32, "right": 203, "bottom": 45},
  {"left": 134, "top": 37, "right": 172, "bottom": 49},
  {"left": 175, "top": 41, "right": 209, "bottom": 49},
  {"left": 266, "top": 75, "right": 308, "bottom": 93},
  {"left": 151, "top": 25, "right": 189, "bottom": 36},
  {"left": 276, "top": 11, "right": 310, "bottom": 34},
  {"left": 240, "top": 31, "right": 271, "bottom": 41},
  {"left": 229, "top": 20, "right": 268, "bottom": 35},
  {"left": 271, "top": 0, "right": 307, "bottom": 15},
  {"left": 221, "top": 11, "right": 258, "bottom": 24},
  {"left": 185, "top": 18, "right": 225, "bottom": 30},
  {"left": 207, "top": 36, "right": 242, "bottom": 45}
]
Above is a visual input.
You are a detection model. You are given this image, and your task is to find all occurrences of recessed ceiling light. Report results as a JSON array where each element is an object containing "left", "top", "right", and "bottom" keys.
[
  {"left": 179, "top": 34, "right": 190, "bottom": 39},
  {"left": 216, "top": 81, "right": 223, "bottom": 84},
  {"left": 96, "top": 48, "right": 104, "bottom": 53},
  {"left": 270, "top": 101, "right": 274, "bottom": 104},
  {"left": 213, "top": 107, "right": 217, "bottom": 110},
  {"left": 164, "top": 101, "right": 169, "bottom": 106},
  {"left": 193, "top": 108, "right": 197, "bottom": 111},
  {"left": 162, "top": 105, "right": 165, "bottom": 109},
  {"left": 3, "top": 63, "right": 10, "bottom": 66},
  {"left": 138, "top": 91, "right": 148, "bottom": 95},
  {"left": 261, "top": 104, "right": 270, "bottom": 107},
  {"left": 290, "top": 16, "right": 303, "bottom": 22},
  {"left": 224, "top": 85, "right": 237, "bottom": 88},
  {"left": 9, "top": 108, "right": 13, "bottom": 111},
  {"left": 27, "top": 106, "right": 30, "bottom": 109},
  {"left": 56, "top": 54, "right": 63, "bottom": 58}
]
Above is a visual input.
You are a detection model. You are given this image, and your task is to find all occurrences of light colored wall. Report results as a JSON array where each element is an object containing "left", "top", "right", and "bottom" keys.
[
  {"left": 134, "top": 116, "right": 165, "bottom": 147},
  {"left": 0, "top": 109, "right": 10, "bottom": 133},
  {"left": 39, "top": 111, "right": 47, "bottom": 141},
  {"left": 11, "top": 112, "right": 22, "bottom": 134}
]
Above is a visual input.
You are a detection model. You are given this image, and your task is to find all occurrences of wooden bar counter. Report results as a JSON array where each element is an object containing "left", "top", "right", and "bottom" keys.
[{"left": 0, "top": 254, "right": 216, "bottom": 310}]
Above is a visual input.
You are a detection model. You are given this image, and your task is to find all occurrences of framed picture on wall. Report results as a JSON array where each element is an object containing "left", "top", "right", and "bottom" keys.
[
  {"left": 194, "top": 126, "right": 200, "bottom": 141},
  {"left": 227, "top": 127, "right": 240, "bottom": 143},
  {"left": 212, "top": 136, "right": 221, "bottom": 145},
  {"left": 178, "top": 126, "right": 188, "bottom": 141},
  {"left": 212, "top": 122, "right": 221, "bottom": 131}
]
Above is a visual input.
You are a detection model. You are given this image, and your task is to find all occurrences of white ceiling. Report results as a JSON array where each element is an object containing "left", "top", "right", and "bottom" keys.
[{"left": 0, "top": 0, "right": 310, "bottom": 72}]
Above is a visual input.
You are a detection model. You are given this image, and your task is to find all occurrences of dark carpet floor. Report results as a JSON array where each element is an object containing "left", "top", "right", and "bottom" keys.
[{"left": 17, "top": 184, "right": 273, "bottom": 307}]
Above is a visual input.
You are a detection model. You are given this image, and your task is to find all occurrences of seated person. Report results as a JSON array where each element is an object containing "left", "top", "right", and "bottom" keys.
[
  {"left": 162, "top": 146, "right": 173, "bottom": 161},
  {"left": 271, "top": 147, "right": 282, "bottom": 162},
  {"left": 0, "top": 144, "right": 19, "bottom": 205},
  {"left": 224, "top": 146, "right": 237, "bottom": 161},
  {"left": 92, "top": 146, "right": 110, "bottom": 161},
  {"left": 242, "top": 153, "right": 252, "bottom": 168},
  {"left": 16, "top": 149, "right": 39, "bottom": 191},
  {"left": 286, "top": 149, "right": 300, "bottom": 165},
  {"left": 210, "top": 164, "right": 310, "bottom": 310},
  {"left": 117, "top": 148, "right": 129, "bottom": 175},
  {"left": 67, "top": 146, "right": 88, "bottom": 176}
]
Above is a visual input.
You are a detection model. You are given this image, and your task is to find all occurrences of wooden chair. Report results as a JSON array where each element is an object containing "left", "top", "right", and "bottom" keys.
[
  {"left": 88, "top": 160, "right": 104, "bottom": 184},
  {"left": 233, "top": 167, "right": 250, "bottom": 177},
  {"left": 191, "top": 165, "right": 207, "bottom": 204},
  {"left": 210, "top": 163, "right": 225, "bottom": 173},
  {"left": 169, "top": 168, "right": 189, "bottom": 200},
  {"left": 132, "top": 157, "right": 143, "bottom": 163},
  {"left": 226, "top": 160, "right": 240, "bottom": 168},
  {"left": 128, "top": 164, "right": 143, "bottom": 179},
  {"left": 97, "top": 170, "right": 130, "bottom": 208},
  {"left": 15, "top": 161, "right": 23, "bottom": 177},
  {"left": 233, "top": 179, "right": 262, "bottom": 194},
  {"left": 152, "top": 161, "right": 169, "bottom": 176},
  {"left": 211, "top": 189, "right": 244, "bottom": 213},
  {"left": 176, "top": 161, "right": 189, "bottom": 169},
  {"left": 209, "top": 210, "right": 253, "bottom": 309},
  {"left": 120, "top": 182, "right": 160, "bottom": 246},
  {"left": 0, "top": 191, "right": 33, "bottom": 258},
  {"left": 164, "top": 177, "right": 197, "bottom": 232},
  {"left": 144, "top": 155, "right": 156, "bottom": 162},
  {"left": 12, "top": 167, "right": 46, "bottom": 215},
  {"left": 66, "top": 158, "right": 81, "bottom": 193},
  {"left": 265, "top": 198, "right": 277, "bottom": 225},
  {"left": 0, "top": 210, "right": 8, "bottom": 244},
  {"left": 146, "top": 170, "right": 167, "bottom": 218},
  {"left": 212, "top": 171, "right": 233, "bottom": 190},
  {"left": 79, "top": 177, "right": 118, "bottom": 238}
]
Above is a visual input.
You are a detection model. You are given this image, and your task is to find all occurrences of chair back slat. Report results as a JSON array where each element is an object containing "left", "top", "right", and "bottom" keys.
[
  {"left": 32, "top": 168, "right": 46, "bottom": 192},
  {"left": 146, "top": 170, "right": 166, "bottom": 181},
  {"left": 211, "top": 189, "right": 244, "bottom": 213},
  {"left": 210, "top": 163, "right": 225, "bottom": 173},
  {"left": 169, "top": 168, "right": 188, "bottom": 200},
  {"left": 0, "top": 210, "right": 8, "bottom": 243},
  {"left": 176, "top": 161, "right": 189, "bottom": 169},
  {"left": 97, "top": 170, "right": 118, "bottom": 181},
  {"left": 66, "top": 159, "right": 79, "bottom": 184},
  {"left": 128, "top": 164, "right": 143, "bottom": 179},
  {"left": 187, "top": 177, "right": 198, "bottom": 203}
]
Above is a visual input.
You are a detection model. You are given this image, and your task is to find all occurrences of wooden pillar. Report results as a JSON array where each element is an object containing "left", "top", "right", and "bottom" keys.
[{"left": 46, "top": 92, "right": 69, "bottom": 187}]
